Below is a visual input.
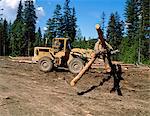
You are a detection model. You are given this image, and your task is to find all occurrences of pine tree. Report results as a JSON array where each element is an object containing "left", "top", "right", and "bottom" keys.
[
  {"left": 106, "top": 12, "right": 124, "bottom": 60},
  {"left": 75, "top": 28, "right": 83, "bottom": 41},
  {"left": 8, "top": 22, "right": 12, "bottom": 55},
  {"left": 123, "top": 0, "right": 140, "bottom": 63},
  {"left": 139, "top": 0, "right": 150, "bottom": 64},
  {"left": 0, "top": 19, "right": 9, "bottom": 56},
  {"left": 11, "top": 0, "right": 24, "bottom": 56},
  {"left": 70, "top": 7, "right": 77, "bottom": 42},
  {"left": 45, "top": 4, "right": 63, "bottom": 42},
  {"left": 0, "top": 0, "right": 2, "bottom": 55},
  {"left": 141, "top": 0, "right": 149, "bottom": 38},
  {"left": 34, "top": 27, "right": 42, "bottom": 47},
  {"left": 43, "top": 33, "right": 47, "bottom": 46},
  {"left": 101, "top": 12, "right": 105, "bottom": 32},
  {"left": 125, "top": 0, "right": 139, "bottom": 40},
  {"left": 107, "top": 13, "right": 116, "bottom": 47},
  {"left": 124, "top": 0, "right": 149, "bottom": 64},
  {"left": 115, "top": 12, "right": 124, "bottom": 41},
  {"left": 45, "top": 18, "right": 55, "bottom": 46},
  {"left": 62, "top": 0, "right": 72, "bottom": 40},
  {"left": 0, "top": 21, "right": 3, "bottom": 55},
  {"left": 53, "top": 4, "right": 63, "bottom": 37},
  {"left": 3, "top": 19, "right": 9, "bottom": 56},
  {"left": 45, "top": 0, "right": 77, "bottom": 43},
  {"left": 24, "top": 0, "right": 37, "bottom": 56},
  {"left": 72, "top": 28, "right": 82, "bottom": 48}
]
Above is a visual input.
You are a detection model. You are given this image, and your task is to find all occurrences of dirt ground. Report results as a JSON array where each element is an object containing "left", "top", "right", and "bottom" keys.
[{"left": 0, "top": 57, "right": 149, "bottom": 116}]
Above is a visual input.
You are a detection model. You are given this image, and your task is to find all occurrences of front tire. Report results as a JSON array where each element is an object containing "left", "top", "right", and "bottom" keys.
[
  {"left": 68, "top": 58, "right": 84, "bottom": 74},
  {"left": 38, "top": 57, "right": 53, "bottom": 72}
]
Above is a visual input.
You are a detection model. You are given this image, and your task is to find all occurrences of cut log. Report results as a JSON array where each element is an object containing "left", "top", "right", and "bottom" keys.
[
  {"left": 9, "top": 56, "right": 34, "bottom": 64},
  {"left": 70, "top": 56, "right": 96, "bottom": 86},
  {"left": 70, "top": 24, "right": 105, "bottom": 86}
]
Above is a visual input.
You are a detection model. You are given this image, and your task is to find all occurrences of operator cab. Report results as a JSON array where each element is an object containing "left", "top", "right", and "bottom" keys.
[{"left": 52, "top": 38, "right": 71, "bottom": 66}]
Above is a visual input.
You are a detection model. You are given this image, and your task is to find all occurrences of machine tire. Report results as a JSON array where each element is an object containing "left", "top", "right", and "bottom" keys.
[
  {"left": 68, "top": 58, "right": 84, "bottom": 74},
  {"left": 38, "top": 57, "right": 53, "bottom": 72}
]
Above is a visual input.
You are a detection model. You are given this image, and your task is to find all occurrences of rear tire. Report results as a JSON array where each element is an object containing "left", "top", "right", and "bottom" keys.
[
  {"left": 38, "top": 57, "right": 53, "bottom": 72},
  {"left": 68, "top": 58, "right": 84, "bottom": 74}
]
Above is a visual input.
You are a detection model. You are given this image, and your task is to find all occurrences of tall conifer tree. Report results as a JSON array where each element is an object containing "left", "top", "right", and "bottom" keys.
[
  {"left": 24, "top": 0, "right": 37, "bottom": 56},
  {"left": 139, "top": 0, "right": 150, "bottom": 63},
  {"left": 125, "top": 0, "right": 139, "bottom": 39},
  {"left": 3, "top": 19, "right": 9, "bottom": 56},
  {"left": 123, "top": 0, "right": 140, "bottom": 63},
  {"left": 70, "top": 7, "right": 77, "bottom": 42},
  {"left": 45, "top": 18, "right": 55, "bottom": 46},
  {"left": 107, "top": 12, "right": 124, "bottom": 60},
  {"left": 62, "top": 0, "right": 72, "bottom": 40},
  {"left": 101, "top": 12, "right": 105, "bottom": 32},
  {"left": 53, "top": 4, "right": 62, "bottom": 37},
  {"left": 11, "top": 0, "right": 24, "bottom": 56},
  {"left": 0, "top": 21, "right": 3, "bottom": 55},
  {"left": 34, "top": 27, "right": 42, "bottom": 47}
]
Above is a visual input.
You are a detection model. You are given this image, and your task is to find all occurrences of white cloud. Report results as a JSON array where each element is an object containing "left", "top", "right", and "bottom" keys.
[
  {"left": 3, "top": 0, "right": 19, "bottom": 9},
  {"left": 36, "top": 6, "right": 45, "bottom": 18},
  {"left": 43, "top": 27, "right": 47, "bottom": 31},
  {"left": 0, "top": 0, "right": 44, "bottom": 22}
]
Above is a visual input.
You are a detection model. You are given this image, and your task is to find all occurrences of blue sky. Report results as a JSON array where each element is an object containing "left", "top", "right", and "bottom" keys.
[
  {"left": 0, "top": 0, "right": 126, "bottom": 38},
  {"left": 36, "top": 0, "right": 126, "bottom": 38}
]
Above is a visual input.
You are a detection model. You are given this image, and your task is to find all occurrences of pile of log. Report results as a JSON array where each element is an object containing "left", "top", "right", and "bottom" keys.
[
  {"left": 9, "top": 56, "right": 34, "bottom": 64},
  {"left": 71, "top": 48, "right": 94, "bottom": 58}
]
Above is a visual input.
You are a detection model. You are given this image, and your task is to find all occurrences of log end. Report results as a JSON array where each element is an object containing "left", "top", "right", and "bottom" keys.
[
  {"left": 70, "top": 81, "right": 76, "bottom": 86},
  {"left": 95, "top": 24, "right": 100, "bottom": 29}
]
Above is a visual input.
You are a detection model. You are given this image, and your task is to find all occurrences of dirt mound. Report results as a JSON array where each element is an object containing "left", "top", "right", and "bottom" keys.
[{"left": 0, "top": 57, "right": 149, "bottom": 116}]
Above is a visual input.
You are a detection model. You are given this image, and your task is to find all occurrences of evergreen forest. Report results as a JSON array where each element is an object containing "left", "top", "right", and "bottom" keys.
[{"left": 0, "top": 0, "right": 149, "bottom": 64}]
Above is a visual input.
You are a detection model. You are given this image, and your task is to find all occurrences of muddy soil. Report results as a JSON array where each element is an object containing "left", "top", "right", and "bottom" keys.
[{"left": 0, "top": 57, "right": 149, "bottom": 116}]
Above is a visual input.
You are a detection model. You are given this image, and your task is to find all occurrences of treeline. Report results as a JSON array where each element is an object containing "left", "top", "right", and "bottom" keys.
[
  {"left": 0, "top": 0, "right": 37, "bottom": 56},
  {"left": 45, "top": 0, "right": 77, "bottom": 44},
  {"left": 72, "top": 0, "right": 150, "bottom": 64},
  {"left": 0, "top": 0, "right": 149, "bottom": 64},
  {"left": 121, "top": 0, "right": 149, "bottom": 64},
  {"left": 0, "top": 0, "right": 77, "bottom": 56},
  {"left": 108, "top": 0, "right": 150, "bottom": 65}
]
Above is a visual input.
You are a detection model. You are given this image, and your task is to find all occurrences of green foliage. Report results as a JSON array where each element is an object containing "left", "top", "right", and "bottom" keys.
[
  {"left": 62, "top": 0, "right": 72, "bottom": 38},
  {"left": 0, "top": 19, "right": 10, "bottom": 56},
  {"left": 106, "top": 12, "right": 124, "bottom": 60},
  {"left": 100, "top": 12, "right": 105, "bottom": 32},
  {"left": 45, "top": 18, "right": 55, "bottom": 46},
  {"left": 9, "top": 0, "right": 37, "bottom": 56},
  {"left": 119, "top": 37, "right": 138, "bottom": 63},
  {"left": 122, "top": 0, "right": 150, "bottom": 64},
  {"left": 45, "top": 4, "right": 62, "bottom": 44},
  {"left": 140, "top": 0, "right": 150, "bottom": 63},
  {"left": 45, "top": 0, "right": 77, "bottom": 43},
  {"left": 16, "top": 0, "right": 23, "bottom": 21},
  {"left": 11, "top": 21, "right": 24, "bottom": 56},
  {"left": 0, "top": 21, "right": 4, "bottom": 55},
  {"left": 69, "top": 7, "right": 77, "bottom": 42},
  {"left": 53, "top": 4, "right": 63, "bottom": 37},
  {"left": 24, "top": 0, "right": 37, "bottom": 56},
  {"left": 11, "top": 0, "right": 25, "bottom": 56},
  {"left": 0, "top": 0, "right": 149, "bottom": 66},
  {"left": 3, "top": 19, "right": 10, "bottom": 56},
  {"left": 72, "top": 38, "right": 96, "bottom": 49},
  {"left": 34, "top": 27, "right": 42, "bottom": 47},
  {"left": 125, "top": 0, "right": 139, "bottom": 39}
]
